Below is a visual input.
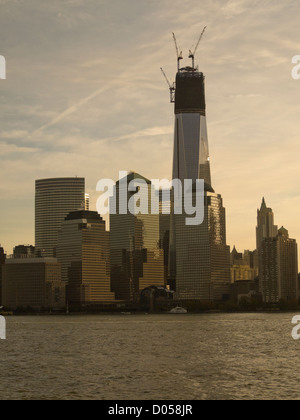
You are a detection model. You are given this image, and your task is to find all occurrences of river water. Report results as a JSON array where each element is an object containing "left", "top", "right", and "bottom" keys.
[{"left": 0, "top": 313, "right": 299, "bottom": 400}]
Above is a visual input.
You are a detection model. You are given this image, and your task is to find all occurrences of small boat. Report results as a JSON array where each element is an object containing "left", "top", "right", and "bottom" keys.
[{"left": 169, "top": 306, "right": 188, "bottom": 314}]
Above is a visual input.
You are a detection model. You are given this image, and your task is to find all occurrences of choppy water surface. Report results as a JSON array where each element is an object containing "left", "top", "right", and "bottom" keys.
[{"left": 0, "top": 313, "right": 299, "bottom": 400}]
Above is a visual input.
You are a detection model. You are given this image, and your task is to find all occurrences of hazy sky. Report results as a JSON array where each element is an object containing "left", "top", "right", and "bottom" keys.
[{"left": 1, "top": 0, "right": 300, "bottom": 257}]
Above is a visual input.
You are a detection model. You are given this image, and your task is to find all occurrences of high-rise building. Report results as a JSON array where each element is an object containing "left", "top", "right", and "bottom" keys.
[
  {"left": 256, "top": 199, "right": 298, "bottom": 302},
  {"left": 57, "top": 210, "right": 115, "bottom": 305},
  {"left": 2, "top": 258, "right": 65, "bottom": 310},
  {"left": 35, "top": 178, "right": 85, "bottom": 257},
  {"left": 110, "top": 172, "right": 165, "bottom": 301},
  {"left": 256, "top": 197, "right": 278, "bottom": 251},
  {"left": 173, "top": 190, "right": 231, "bottom": 301},
  {"left": 0, "top": 246, "right": 6, "bottom": 305},
  {"left": 167, "top": 39, "right": 231, "bottom": 301},
  {"left": 277, "top": 227, "right": 298, "bottom": 301},
  {"left": 13, "top": 245, "right": 35, "bottom": 259},
  {"left": 159, "top": 190, "right": 171, "bottom": 286}
]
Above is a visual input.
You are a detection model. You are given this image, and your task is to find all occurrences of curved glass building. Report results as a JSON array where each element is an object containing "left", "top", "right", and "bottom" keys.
[{"left": 35, "top": 178, "right": 85, "bottom": 258}]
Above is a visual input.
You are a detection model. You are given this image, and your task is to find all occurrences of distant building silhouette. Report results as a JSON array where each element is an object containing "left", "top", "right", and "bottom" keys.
[
  {"left": 230, "top": 247, "right": 258, "bottom": 282},
  {"left": 0, "top": 246, "right": 6, "bottom": 305},
  {"left": 257, "top": 198, "right": 298, "bottom": 302},
  {"left": 13, "top": 245, "right": 35, "bottom": 259},
  {"left": 256, "top": 197, "right": 278, "bottom": 250}
]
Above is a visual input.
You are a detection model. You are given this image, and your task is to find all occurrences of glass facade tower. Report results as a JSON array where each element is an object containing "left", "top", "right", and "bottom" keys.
[
  {"left": 169, "top": 65, "right": 231, "bottom": 301},
  {"left": 110, "top": 172, "right": 165, "bottom": 302},
  {"left": 172, "top": 70, "right": 212, "bottom": 188}
]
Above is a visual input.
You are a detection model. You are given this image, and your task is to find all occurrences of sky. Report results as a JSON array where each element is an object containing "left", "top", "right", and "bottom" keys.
[{"left": 0, "top": 0, "right": 300, "bottom": 258}]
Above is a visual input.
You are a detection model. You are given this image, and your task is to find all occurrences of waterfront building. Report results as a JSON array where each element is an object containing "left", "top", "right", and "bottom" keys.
[
  {"left": 2, "top": 258, "right": 65, "bottom": 310},
  {"left": 57, "top": 210, "right": 115, "bottom": 304},
  {"left": 110, "top": 172, "right": 165, "bottom": 301},
  {"left": 257, "top": 198, "right": 298, "bottom": 302}
]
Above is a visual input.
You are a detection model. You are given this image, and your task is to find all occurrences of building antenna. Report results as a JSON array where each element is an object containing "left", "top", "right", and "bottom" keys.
[
  {"left": 172, "top": 33, "right": 183, "bottom": 71},
  {"left": 160, "top": 67, "right": 175, "bottom": 103},
  {"left": 189, "top": 26, "right": 207, "bottom": 69}
]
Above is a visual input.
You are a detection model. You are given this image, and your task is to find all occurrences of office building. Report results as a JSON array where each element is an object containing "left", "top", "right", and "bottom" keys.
[
  {"left": 256, "top": 197, "right": 278, "bottom": 250},
  {"left": 257, "top": 199, "right": 298, "bottom": 302},
  {"left": 159, "top": 190, "right": 171, "bottom": 287},
  {"left": 277, "top": 227, "right": 298, "bottom": 301},
  {"left": 110, "top": 172, "right": 165, "bottom": 301},
  {"left": 57, "top": 210, "right": 115, "bottom": 304},
  {"left": 35, "top": 177, "right": 85, "bottom": 257},
  {"left": 2, "top": 258, "right": 65, "bottom": 310},
  {"left": 166, "top": 37, "right": 231, "bottom": 300},
  {"left": 174, "top": 190, "right": 231, "bottom": 300}
]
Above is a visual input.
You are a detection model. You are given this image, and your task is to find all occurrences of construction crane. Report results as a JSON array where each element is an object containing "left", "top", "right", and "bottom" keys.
[
  {"left": 189, "top": 26, "right": 207, "bottom": 69},
  {"left": 172, "top": 32, "right": 183, "bottom": 71},
  {"left": 160, "top": 67, "right": 175, "bottom": 103}
]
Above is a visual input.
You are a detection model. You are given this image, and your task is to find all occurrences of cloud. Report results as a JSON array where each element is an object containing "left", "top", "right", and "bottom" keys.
[
  {"left": 1, "top": 0, "right": 300, "bottom": 257},
  {"left": 0, "top": 142, "right": 38, "bottom": 156}
]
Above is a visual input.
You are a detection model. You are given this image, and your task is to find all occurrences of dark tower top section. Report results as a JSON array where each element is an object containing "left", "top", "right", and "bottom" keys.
[{"left": 175, "top": 69, "right": 206, "bottom": 115}]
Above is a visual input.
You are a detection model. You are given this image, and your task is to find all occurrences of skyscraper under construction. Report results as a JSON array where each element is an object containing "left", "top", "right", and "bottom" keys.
[{"left": 165, "top": 29, "right": 231, "bottom": 301}]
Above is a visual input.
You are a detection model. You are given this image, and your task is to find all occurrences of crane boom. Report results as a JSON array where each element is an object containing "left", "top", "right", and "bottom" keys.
[
  {"left": 160, "top": 67, "right": 172, "bottom": 89},
  {"left": 172, "top": 32, "right": 183, "bottom": 70},
  {"left": 189, "top": 26, "right": 207, "bottom": 69},
  {"left": 160, "top": 67, "right": 175, "bottom": 103}
]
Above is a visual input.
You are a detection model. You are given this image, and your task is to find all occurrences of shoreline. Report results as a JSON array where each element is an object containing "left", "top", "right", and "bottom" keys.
[{"left": 2, "top": 309, "right": 300, "bottom": 317}]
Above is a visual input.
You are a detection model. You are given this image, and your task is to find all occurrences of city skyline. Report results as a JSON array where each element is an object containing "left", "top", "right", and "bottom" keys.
[{"left": 1, "top": 0, "right": 300, "bottom": 260}]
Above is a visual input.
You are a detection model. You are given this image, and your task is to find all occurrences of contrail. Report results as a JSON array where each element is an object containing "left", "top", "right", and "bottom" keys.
[{"left": 32, "top": 85, "right": 109, "bottom": 136}]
